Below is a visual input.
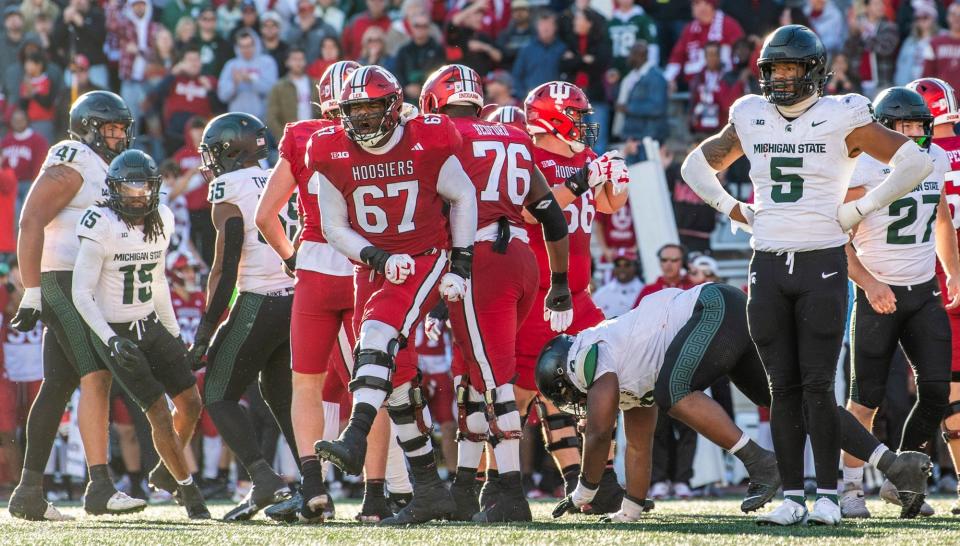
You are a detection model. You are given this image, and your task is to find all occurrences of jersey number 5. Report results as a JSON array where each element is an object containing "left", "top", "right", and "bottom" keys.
[
  {"left": 119, "top": 263, "right": 156, "bottom": 305},
  {"left": 353, "top": 181, "right": 418, "bottom": 234},
  {"left": 770, "top": 157, "right": 804, "bottom": 203}
]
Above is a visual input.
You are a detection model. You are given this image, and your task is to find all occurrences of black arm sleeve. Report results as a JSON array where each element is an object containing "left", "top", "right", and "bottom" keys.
[
  {"left": 201, "top": 216, "right": 244, "bottom": 327},
  {"left": 526, "top": 193, "right": 568, "bottom": 242}
]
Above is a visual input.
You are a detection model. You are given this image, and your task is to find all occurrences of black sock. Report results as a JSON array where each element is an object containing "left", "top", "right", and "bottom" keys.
[
  {"left": 876, "top": 450, "right": 898, "bottom": 474},
  {"left": 454, "top": 466, "right": 477, "bottom": 486},
  {"left": 346, "top": 403, "right": 378, "bottom": 437},
  {"left": 128, "top": 470, "right": 143, "bottom": 486},
  {"left": 89, "top": 464, "right": 111, "bottom": 484},
  {"left": 561, "top": 464, "right": 580, "bottom": 491},
  {"left": 365, "top": 479, "right": 385, "bottom": 499},
  {"left": 408, "top": 453, "right": 442, "bottom": 489},
  {"left": 248, "top": 459, "right": 278, "bottom": 485},
  {"left": 732, "top": 439, "right": 765, "bottom": 467},
  {"left": 486, "top": 469, "right": 499, "bottom": 482},
  {"left": 217, "top": 467, "right": 229, "bottom": 480}
]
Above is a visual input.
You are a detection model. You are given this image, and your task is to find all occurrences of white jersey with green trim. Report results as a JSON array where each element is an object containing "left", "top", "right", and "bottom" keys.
[
  {"left": 730, "top": 93, "right": 874, "bottom": 252},
  {"left": 207, "top": 166, "right": 294, "bottom": 295},
  {"left": 849, "top": 144, "right": 949, "bottom": 286},
  {"left": 40, "top": 140, "right": 110, "bottom": 272},
  {"left": 75, "top": 204, "right": 174, "bottom": 323},
  {"left": 568, "top": 284, "right": 704, "bottom": 411}
]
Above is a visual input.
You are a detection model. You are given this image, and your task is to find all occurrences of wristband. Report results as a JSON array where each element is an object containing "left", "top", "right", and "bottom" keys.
[
  {"left": 283, "top": 250, "right": 297, "bottom": 272},
  {"left": 551, "top": 272, "right": 569, "bottom": 286}
]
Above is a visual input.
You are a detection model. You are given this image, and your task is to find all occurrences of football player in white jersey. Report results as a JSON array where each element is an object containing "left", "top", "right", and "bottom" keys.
[
  {"left": 71, "top": 150, "right": 210, "bottom": 520},
  {"left": 537, "top": 283, "right": 934, "bottom": 523},
  {"left": 839, "top": 88, "right": 960, "bottom": 519},
  {"left": 189, "top": 113, "right": 298, "bottom": 521},
  {"left": 681, "top": 25, "right": 935, "bottom": 525},
  {"left": 8, "top": 91, "right": 147, "bottom": 520}
]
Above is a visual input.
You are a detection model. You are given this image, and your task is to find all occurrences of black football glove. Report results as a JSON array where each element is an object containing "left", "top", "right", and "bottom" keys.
[
  {"left": 11, "top": 287, "right": 42, "bottom": 332},
  {"left": 552, "top": 495, "right": 586, "bottom": 518},
  {"left": 282, "top": 250, "right": 297, "bottom": 278},
  {"left": 544, "top": 272, "right": 573, "bottom": 333},
  {"left": 108, "top": 336, "right": 147, "bottom": 370},
  {"left": 188, "top": 321, "right": 215, "bottom": 371}
]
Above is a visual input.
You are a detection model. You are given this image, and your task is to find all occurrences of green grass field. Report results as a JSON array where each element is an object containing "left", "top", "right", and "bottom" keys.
[{"left": 3, "top": 497, "right": 960, "bottom": 545}]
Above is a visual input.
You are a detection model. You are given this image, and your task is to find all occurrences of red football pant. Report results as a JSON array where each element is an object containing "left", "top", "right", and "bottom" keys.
[
  {"left": 354, "top": 251, "right": 446, "bottom": 387},
  {"left": 449, "top": 240, "right": 538, "bottom": 390},
  {"left": 292, "top": 270, "right": 355, "bottom": 383},
  {"left": 0, "top": 377, "right": 41, "bottom": 433},
  {"left": 422, "top": 372, "right": 455, "bottom": 425},
  {"left": 937, "top": 272, "right": 960, "bottom": 374},
  {"left": 515, "top": 288, "right": 606, "bottom": 391}
]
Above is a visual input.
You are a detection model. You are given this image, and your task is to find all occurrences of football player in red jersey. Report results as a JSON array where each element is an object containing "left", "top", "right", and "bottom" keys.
[
  {"left": 485, "top": 105, "right": 527, "bottom": 131},
  {"left": 308, "top": 65, "right": 478, "bottom": 525},
  {"left": 515, "top": 81, "right": 632, "bottom": 513},
  {"left": 910, "top": 77, "right": 960, "bottom": 515},
  {"left": 419, "top": 64, "right": 572, "bottom": 523}
]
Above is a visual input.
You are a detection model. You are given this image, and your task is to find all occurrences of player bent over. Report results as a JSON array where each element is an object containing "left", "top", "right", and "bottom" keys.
[
  {"left": 311, "top": 65, "right": 478, "bottom": 525},
  {"left": 418, "top": 64, "right": 572, "bottom": 522},
  {"left": 840, "top": 87, "right": 960, "bottom": 518},
  {"left": 539, "top": 283, "right": 933, "bottom": 522},
  {"left": 71, "top": 150, "right": 209, "bottom": 519}
]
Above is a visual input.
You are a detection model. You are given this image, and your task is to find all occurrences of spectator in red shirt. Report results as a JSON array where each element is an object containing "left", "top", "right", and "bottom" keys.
[
  {"left": 595, "top": 202, "right": 637, "bottom": 263},
  {"left": 664, "top": 0, "right": 744, "bottom": 90},
  {"left": 844, "top": 0, "right": 899, "bottom": 98},
  {"left": 0, "top": 109, "right": 47, "bottom": 218},
  {"left": 147, "top": 45, "right": 216, "bottom": 155},
  {"left": 923, "top": 2, "right": 960, "bottom": 93},
  {"left": 634, "top": 243, "right": 695, "bottom": 306},
  {"left": 688, "top": 41, "right": 741, "bottom": 137},
  {"left": 18, "top": 50, "right": 57, "bottom": 144},
  {"left": 306, "top": 35, "right": 342, "bottom": 80},
  {"left": 341, "top": 0, "right": 390, "bottom": 60},
  {"left": 445, "top": 0, "right": 503, "bottom": 77},
  {"left": 0, "top": 160, "right": 16, "bottom": 254},
  {"left": 172, "top": 116, "right": 215, "bottom": 267}
]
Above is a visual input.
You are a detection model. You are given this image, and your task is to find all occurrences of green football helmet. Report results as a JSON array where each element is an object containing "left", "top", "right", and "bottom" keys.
[{"left": 68, "top": 91, "right": 135, "bottom": 162}]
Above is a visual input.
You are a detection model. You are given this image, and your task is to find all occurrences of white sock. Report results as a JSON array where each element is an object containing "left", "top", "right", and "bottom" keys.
[
  {"left": 843, "top": 464, "right": 864, "bottom": 486},
  {"left": 176, "top": 475, "right": 194, "bottom": 486},
  {"left": 321, "top": 401, "right": 340, "bottom": 441},
  {"left": 352, "top": 387, "right": 388, "bottom": 410},
  {"left": 386, "top": 424, "right": 412, "bottom": 494},
  {"left": 202, "top": 436, "right": 221, "bottom": 480},
  {"left": 492, "top": 411, "right": 522, "bottom": 473},
  {"left": 868, "top": 444, "right": 889, "bottom": 468},
  {"left": 729, "top": 432, "right": 750, "bottom": 454}
]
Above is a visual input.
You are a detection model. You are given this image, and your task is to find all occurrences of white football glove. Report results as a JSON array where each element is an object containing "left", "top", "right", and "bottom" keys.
[
  {"left": 587, "top": 150, "right": 627, "bottom": 190},
  {"left": 609, "top": 159, "right": 631, "bottom": 195},
  {"left": 837, "top": 200, "right": 867, "bottom": 232},
  {"left": 439, "top": 273, "right": 467, "bottom": 302},
  {"left": 729, "top": 202, "right": 755, "bottom": 235},
  {"left": 545, "top": 307, "right": 573, "bottom": 333},
  {"left": 384, "top": 254, "right": 415, "bottom": 284},
  {"left": 599, "top": 497, "right": 652, "bottom": 523},
  {"left": 424, "top": 315, "right": 444, "bottom": 342}
]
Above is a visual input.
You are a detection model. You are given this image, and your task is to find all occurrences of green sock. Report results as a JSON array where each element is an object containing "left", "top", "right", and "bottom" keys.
[
  {"left": 816, "top": 491, "right": 839, "bottom": 506},
  {"left": 784, "top": 489, "right": 805, "bottom": 506}
]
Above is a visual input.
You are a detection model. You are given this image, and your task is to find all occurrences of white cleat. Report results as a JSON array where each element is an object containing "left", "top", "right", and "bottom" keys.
[
  {"left": 807, "top": 497, "right": 842, "bottom": 526},
  {"left": 672, "top": 482, "right": 692, "bottom": 499},
  {"left": 839, "top": 484, "right": 870, "bottom": 519},
  {"left": 649, "top": 482, "right": 670, "bottom": 500},
  {"left": 879, "top": 479, "right": 935, "bottom": 516},
  {"left": 43, "top": 504, "right": 75, "bottom": 521},
  {"left": 756, "top": 499, "right": 808, "bottom": 526},
  {"left": 105, "top": 491, "right": 148, "bottom": 513}
]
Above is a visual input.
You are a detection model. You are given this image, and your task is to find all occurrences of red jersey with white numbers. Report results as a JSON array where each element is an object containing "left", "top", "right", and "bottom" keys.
[
  {"left": 305, "top": 115, "right": 461, "bottom": 256},
  {"left": 936, "top": 135, "right": 960, "bottom": 276},
  {"left": 524, "top": 147, "right": 598, "bottom": 293},
  {"left": 596, "top": 202, "right": 636, "bottom": 255},
  {"left": 451, "top": 117, "right": 534, "bottom": 229},
  {"left": 279, "top": 119, "right": 336, "bottom": 245},
  {"left": 171, "top": 289, "right": 205, "bottom": 346}
]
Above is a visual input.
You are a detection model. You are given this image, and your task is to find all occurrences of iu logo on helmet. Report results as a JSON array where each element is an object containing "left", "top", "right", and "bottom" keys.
[{"left": 548, "top": 82, "right": 572, "bottom": 105}]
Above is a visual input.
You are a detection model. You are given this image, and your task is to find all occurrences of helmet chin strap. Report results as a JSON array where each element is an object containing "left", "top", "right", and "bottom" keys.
[{"left": 776, "top": 93, "right": 820, "bottom": 119}]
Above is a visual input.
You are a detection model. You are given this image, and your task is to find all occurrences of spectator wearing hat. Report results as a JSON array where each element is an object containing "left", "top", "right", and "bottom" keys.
[
  {"left": 687, "top": 254, "right": 721, "bottom": 285},
  {"left": 393, "top": 11, "right": 445, "bottom": 101},
  {"left": 483, "top": 70, "right": 515, "bottom": 106},
  {"left": 218, "top": 29, "right": 277, "bottom": 120},
  {"left": 895, "top": 0, "right": 940, "bottom": 86},
  {"left": 19, "top": 0, "right": 59, "bottom": 34},
  {"left": 266, "top": 48, "right": 319, "bottom": 138},
  {"left": 844, "top": 0, "right": 899, "bottom": 98},
  {"left": 445, "top": 0, "right": 502, "bottom": 77},
  {"left": 922, "top": 2, "right": 960, "bottom": 93},
  {"left": 285, "top": 0, "right": 338, "bottom": 65},
  {"left": 107, "top": 0, "right": 162, "bottom": 123},
  {"left": 51, "top": 0, "right": 108, "bottom": 88},
  {"left": 2, "top": 8, "right": 40, "bottom": 85},
  {"left": 664, "top": 0, "right": 743, "bottom": 90},
  {"left": 613, "top": 41, "right": 668, "bottom": 148},
  {"left": 259, "top": 11, "right": 290, "bottom": 78},
  {"left": 560, "top": 8, "right": 612, "bottom": 152},
  {"left": 342, "top": 0, "right": 391, "bottom": 61},
  {"left": 805, "top": 0, "right": 847, "bottom": 55},
  {"left": 495, "top": 0, "right": 533, "bottom": 67},
  {"left": 148, "top": 46, "right": 216, "bottom": 153},
  {"left": 228, "top": 0, "right": 262, "bottom": 42},
  {"left": 593, "top": 249, "right": 644, "bottom": 319},
  {"left": 193, "top": 6, "right": 231, "bottom": 77},
  {"left": 161, "top": 0, "right": 209, "bottom": 34},
  {"left": 512, "top": 10, "right": 565, "bottom": 99},
  {"left": 0, "top": 108, "right": 47, "bottom": 218}
]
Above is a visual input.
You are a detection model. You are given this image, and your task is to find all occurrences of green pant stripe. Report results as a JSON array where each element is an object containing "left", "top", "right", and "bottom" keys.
[
  {"left": 206, "top": 293, "right": 264, "bottom": 403},
  {"left": 669, "top": 284, "right": 725, "bottom": 405},
  {"left": 849, "top": 294, "right": 861, "bottom": 404},
  {"left": 41, "top": 272, "right": 100, "bottom": 376}
]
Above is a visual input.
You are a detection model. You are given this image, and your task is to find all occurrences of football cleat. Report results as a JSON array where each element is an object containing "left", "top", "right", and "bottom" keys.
[
  {"left": 148, "top": 462, "right": 179, "bottom": 498},
  {"left": 882, "top": 451, "right": 933, "bottom": 518},
  {"left": 84, "top": 488, "right": 148, "bottom": 516},
  {"left": 839, "top": 483, "right": 870, "bottom": 519},
  {"left": 9, "top": 485, "right": 75, "bottom": 521},
  {"left": 741, "top": 449, "right": 781, "bottom": 513},
  {"left": 471, "top": 472, "right": 531, "bottom": 523},
  {"left": 179, "top": 482, "right": 211, "bottom": 520},
  {"left": 756, "top": 499, "right": 807, "bottom": 526},
  {"left": 582, "top": 468, "right": 625, "bottom": 514},
  {"left": 387, "top": 491, "right": 413, "bottom": 514},
  {"left": 222, "top": 480, "right": 291, "bottom": 522},
  {"left": 355, "top": 495, "right": 394, "bottom": 523},
  {"left": 649, "top": 481, "right": 670, "bottom": 500},
  {"left": 265, "top": 491, "right": 301, "bottom": 523},
  {"left": 479, "top": 475, "right": 501, "bottom": 511},
  {"left": 807, "top": 497, "right": 841, "bottom": 526},
  {"left": 449, "top": 474, "right": 480, "bottom": 521},
  {"left": 315, "top": 426, "right": 367, "bottom": 476},
  {"left": 878, "top": 479, "right": 935, "bottom": 517},
  {"left": 379, "top": 484, "right": 453, "bottom": 525}
]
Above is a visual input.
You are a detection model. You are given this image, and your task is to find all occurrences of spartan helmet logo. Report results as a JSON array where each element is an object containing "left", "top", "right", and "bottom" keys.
[{"left": 548, "top": 82, "right": 572, "bottom": 105}]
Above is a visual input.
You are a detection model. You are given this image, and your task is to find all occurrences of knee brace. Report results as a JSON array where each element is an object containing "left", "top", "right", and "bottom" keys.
[
  {"left": 536, "top": 398, "right": 581, "bottom": 452},
  {"left": 455, "top": 375, "right": 489, "bottom": 443},
  {"left": 488, "top": 384, "right": 522, "bottom": 447},
  {"left": 942, "top": 400, "right": 960, "bottom": 442},
  {"left": 387, "top": 378, "right": 431, "bottom": 453},
  {"left": 349, "top": 346, "right": 397, "bottom": 394}
]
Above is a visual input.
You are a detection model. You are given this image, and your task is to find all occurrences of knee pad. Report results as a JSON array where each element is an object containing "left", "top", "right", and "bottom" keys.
[
  {"left": 536, "top": 399, "right": 581, "bottom": 452},
  {"left": 942, "top": 400, "right": 960, "bottom": 442},
  {"left": 455, "top": 375, "right": 489, "bottom": 443},
  {"left": 386, "top": 379, "right": 430, "bottom": 435},
  {"left": 358, "top": 320, "right": 401, "bottom": 354},
  {"left": 349, "top": 349, "right": 395, "bottom": 394},
  {"left": 486, "top": 384, "right": 522, "bottom": 446}
]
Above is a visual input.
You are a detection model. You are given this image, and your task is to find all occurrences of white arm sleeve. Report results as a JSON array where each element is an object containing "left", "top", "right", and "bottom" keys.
[
  {"left": 436, "top": 155, "right": 478, "bottom": 248},
  {"left": 315, "top": 172, "right": 375, "bottom": 261},
  {"left": 680, "top": 147, "right": 739, "bottom": 215},
  {"left": 856, "top": 141, "right": 935, "bottom": 214},
  {"left": 152, "top": 271, "right": 181, "bottom": 338},
  {"left": 72, "top": 238, "right": 115, "bottom": 346}
]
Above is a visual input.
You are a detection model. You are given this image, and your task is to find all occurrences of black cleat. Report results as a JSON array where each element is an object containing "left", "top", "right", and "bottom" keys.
[
  {"left": 83, "top": 480, "right": 148, "bottom": 516},
  {"left": 478, "top": 475, "right": 501, "bottom": 511},
  {"left": 449, "top": 475, "right": 480, "bottom": 521},
  {"left": 387, "top": 491, "right": 413, "bottom": 514},
  {"left": 148, "top": 462, "right": 179, "bottom": 496},
  {"left": 265, "top": 491, "right": 302, "bottom": 523},
  {"left": 222, "top": 476, "right": 291, "bottom": 522},
  {"left": 356, "top": 495, "right": 394, "bottom": 523},
  {"left": 179, "top": 483, "right": 211, "bottom": 520},
  {"left": 741, "top": 449, "right": 782, "bottom": 513},
  {"left": 315, "top": 426, "right": 367, "bottom": 476},
  {"left": 379, "top": 483, "right": 453, "bottom": 525},
  {"left": 472, "top": 472, "right": 531, "bottom": 523},
  {"left": 582, "top": 468, "right": 624, "bottom": 515},
  {"left": 300, "top": 484, "right": 333, "bottom": 523},
  {"left": 884, "top": 451, "right": 932, "bottom": 519},
  {"left": 8, "top": 485, "right": 74, "bottom": 521},
  {"left": 200, "top": 476, "right": 230, "bottom": 500}
]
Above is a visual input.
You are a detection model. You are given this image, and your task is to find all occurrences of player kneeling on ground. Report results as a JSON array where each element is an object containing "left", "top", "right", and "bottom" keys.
[
  {"left": 71, "top": 149, "right": 209, "bottom": 519},
  {"left": 539, "top": 283, "right": 933, "bottom": 522}
]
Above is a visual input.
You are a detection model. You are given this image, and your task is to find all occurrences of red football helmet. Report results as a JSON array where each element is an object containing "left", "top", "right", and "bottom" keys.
[
  {"left": 524, "top": 81, "right": 597, "bottom": 153},
  {"left": 907, "top": 77, "right": 959, "bottom": 126},
  {"left": 484, "top": 105, "right": 527, "bottom": 132},
  {"left": 340, "top": 65, "right": 404, "bottom": 147},
  {"left": 419, "top": 64, "right": 484, "bottom": 115},
  {"left": 318, "top": 60, "right": 360, "bottom": 119}
]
